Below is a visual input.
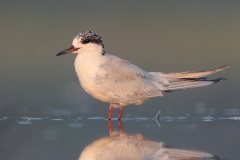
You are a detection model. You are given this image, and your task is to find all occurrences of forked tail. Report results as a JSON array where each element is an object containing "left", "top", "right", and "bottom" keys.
[{"left": 160, "top": 65, "right": 230, "bottom": 92}]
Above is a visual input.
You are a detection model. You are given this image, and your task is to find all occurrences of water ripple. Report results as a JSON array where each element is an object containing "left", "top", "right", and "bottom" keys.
[
  {"left": 0, "top": 116, "right": 240, "bottom": 124},
  {"left": 1, "top": 116, "right": 240, "bottom": 124}
]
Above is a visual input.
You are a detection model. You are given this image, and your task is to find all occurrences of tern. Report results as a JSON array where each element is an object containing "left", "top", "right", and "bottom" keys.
[
  {"left": 57, "top": 31, "right": 230, "bottom": 120},
  {"left": 79, "top": 121, "right": 224, "bottom": 160}
]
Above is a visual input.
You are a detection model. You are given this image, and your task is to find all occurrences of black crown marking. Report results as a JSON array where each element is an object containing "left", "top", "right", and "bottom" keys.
[{"left": 78, "top": 31, "right": 104, "bottom": 48}]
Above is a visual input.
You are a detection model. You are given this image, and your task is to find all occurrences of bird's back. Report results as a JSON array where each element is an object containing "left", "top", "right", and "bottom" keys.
[{"left": 93, "top": 54, "right": 165, "bottom": 105}]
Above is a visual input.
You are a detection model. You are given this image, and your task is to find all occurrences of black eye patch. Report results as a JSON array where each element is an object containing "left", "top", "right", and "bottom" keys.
[{"left": 82, "top": 39, "right": 90, "bottom": 44}]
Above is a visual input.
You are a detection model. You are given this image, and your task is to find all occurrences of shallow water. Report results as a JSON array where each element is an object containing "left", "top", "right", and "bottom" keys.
[
  {"left": 1, "top": 111, "right": 240, "bottom": 160},
  {"left": 1, "top": 1, "right": 240, "bottom": 160}
]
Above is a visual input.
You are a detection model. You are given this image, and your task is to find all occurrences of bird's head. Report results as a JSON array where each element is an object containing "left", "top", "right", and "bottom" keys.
[{"left": 57, "top": 31, "right": 104, "bottom": 56}]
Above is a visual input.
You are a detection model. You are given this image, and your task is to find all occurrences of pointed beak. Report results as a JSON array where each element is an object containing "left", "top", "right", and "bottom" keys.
[{"left": 56, "top": 45, "right": 80, "bottom": 56}]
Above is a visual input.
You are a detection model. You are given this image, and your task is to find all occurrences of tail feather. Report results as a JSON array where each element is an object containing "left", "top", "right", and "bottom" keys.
[
  {"left": 165, "top": 148, "right": 221, "bottom": 160},
  {"left": 160, "top": 65, "right": 230, "bottom": 80},
  {"left": 163, "top": 78, "right": 224, "bottom": 92},
  {"left": 159, "top": 65, "right": 230, "bottom": 92}
]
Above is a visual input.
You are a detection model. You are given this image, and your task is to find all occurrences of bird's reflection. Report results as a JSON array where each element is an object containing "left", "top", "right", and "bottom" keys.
[{"left": 79, "top": 121, "right": 223, "bottom": 160}]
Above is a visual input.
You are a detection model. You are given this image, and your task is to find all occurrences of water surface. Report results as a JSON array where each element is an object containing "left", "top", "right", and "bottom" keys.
[
  {"left": 0, "top": 1, "right": 239, "bottom": 160},
  {"left": 1, "top": 112, "right": 239, "bottom": 160}
]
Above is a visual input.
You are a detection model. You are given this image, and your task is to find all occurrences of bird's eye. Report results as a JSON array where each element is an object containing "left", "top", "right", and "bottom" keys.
[{"left": 83, "top": 39, "right": 90, "bottom": 44}]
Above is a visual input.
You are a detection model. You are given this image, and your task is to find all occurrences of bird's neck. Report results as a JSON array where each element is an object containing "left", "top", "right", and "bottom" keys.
[{"left": 74, "top": 46, "right": 105, "bottom": 79}]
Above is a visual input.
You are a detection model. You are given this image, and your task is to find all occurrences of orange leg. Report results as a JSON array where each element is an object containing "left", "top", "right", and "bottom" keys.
[
  {"left": 118, "top": 120, "right": 123, "bottom": 134},
  {"left": 118, "top": 105, "right": 123, "bottom": 120},
  {"left": 108, "top": 120, "right": 114, "bottom": 135},
  {"left": 108, "top": 105, "right": 114, "bottom": 120}
]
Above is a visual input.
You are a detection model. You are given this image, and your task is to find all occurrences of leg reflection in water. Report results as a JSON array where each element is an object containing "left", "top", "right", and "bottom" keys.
[
  {"left": 79, "top": 121, "right": 224, "bottom": 160},
  {"left": 108, "top": 120, "right": 123, "bottom": 135}
]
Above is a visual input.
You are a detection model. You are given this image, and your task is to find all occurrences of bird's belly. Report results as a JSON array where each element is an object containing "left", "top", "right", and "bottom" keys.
[
  {"left": 78, "top": 77, "right": 145, "bottom": 106},
  {"left": 79, "top": 78, "right": 112, "bottom": 102},
  {"left": 75, "top": 57, "right": 146, "bottom": 106}
]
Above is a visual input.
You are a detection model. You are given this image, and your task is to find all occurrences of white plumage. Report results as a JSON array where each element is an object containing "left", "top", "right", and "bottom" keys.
[
  {"left": 79, "top": 132, "right": 222, "bottom": 160},
  {"left": 57, "top": 31, "right": 230, "bottom": 119}
]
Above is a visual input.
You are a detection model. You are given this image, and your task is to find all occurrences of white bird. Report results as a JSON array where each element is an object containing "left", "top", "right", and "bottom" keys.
[
  {"left": 57, "top": 31, "right": 230, "bottom": 120},
  {"left": 78, "top": 125, "right": 223, "bottom": 160}
]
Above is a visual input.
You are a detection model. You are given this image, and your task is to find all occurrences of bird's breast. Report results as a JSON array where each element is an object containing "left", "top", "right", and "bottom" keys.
[
  {"left": 74, "top": 54, "right": 106, "bottom": 98},
  {"left": 74, "top": 54, "right": 103, "bottom": 78}
]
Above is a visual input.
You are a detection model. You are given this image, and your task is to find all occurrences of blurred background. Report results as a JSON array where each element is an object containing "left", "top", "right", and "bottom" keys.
[
  {"left": 0, "top": 0, "right": 239, "bottom": 118},
  {"left": 0, "top": 1, "right": 240, "bottom": 160}
]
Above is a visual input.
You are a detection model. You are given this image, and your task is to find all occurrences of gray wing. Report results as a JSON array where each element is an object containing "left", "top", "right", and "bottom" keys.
[{"left": 96, "top": 54, "right": 164, "bottom": 105}]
